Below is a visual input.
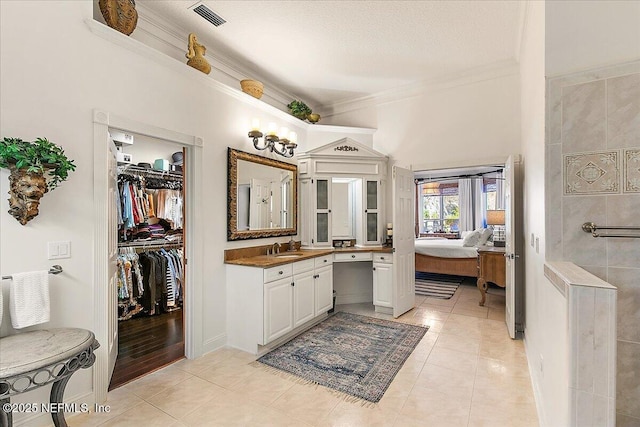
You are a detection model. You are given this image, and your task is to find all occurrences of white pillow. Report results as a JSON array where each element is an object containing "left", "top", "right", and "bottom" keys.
[
  {"left": 460, "top": 230, "right": 473, "bottom": 239},
  {"left": 475, "top": 228, "right": 493, "bottom": 246},
  {"left": 462, "top": 230, "right": 481, "bottom": 247}
]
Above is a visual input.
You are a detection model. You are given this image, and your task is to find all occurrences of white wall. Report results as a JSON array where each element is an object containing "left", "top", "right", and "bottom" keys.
[
  {"left": 546, "top": 1, "right": 640, "bottom": 77},
  {"left": 0, "top": 2, "right": 353, "bottom": 424},
  {"left": 326, "top": 73, "right": 521, "bottom": 168},
  {"left": 515, "top": 2, "right": 567, "bottom": 426}
]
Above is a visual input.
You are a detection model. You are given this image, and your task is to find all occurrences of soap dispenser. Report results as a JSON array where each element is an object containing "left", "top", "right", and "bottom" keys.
[{"left": 288, "top": 237, "right": 296, "bottom": 252}]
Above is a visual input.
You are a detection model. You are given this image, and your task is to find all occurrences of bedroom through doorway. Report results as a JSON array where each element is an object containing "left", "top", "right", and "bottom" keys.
[{"left": 411, "top": 160, "right": 523, "bottom": 338}]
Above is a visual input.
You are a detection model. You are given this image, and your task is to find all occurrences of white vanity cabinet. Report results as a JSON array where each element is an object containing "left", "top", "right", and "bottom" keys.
[
  {"left": 372, "top": 253, "right": 393, "bottom": 313},
  {"left": 227, "top": 255, "right": 333, "bottom": 354},
  {"left": 298, "top": 138, "right": 388, "bottom": 249}
]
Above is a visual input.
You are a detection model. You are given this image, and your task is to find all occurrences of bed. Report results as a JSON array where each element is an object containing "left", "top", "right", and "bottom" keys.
[{"left": 414, "top": 238, "right": 479, "bottom": 277}]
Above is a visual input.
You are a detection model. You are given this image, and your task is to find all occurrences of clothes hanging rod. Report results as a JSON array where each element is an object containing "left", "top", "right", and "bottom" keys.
[
  {"left": 117, "top": 165, "right": 183, "bottom": 180},
  {"left": 118, "top": 240, "right": 183, "bottom": 249},
  {"left": 582, "top": 222, "right": 640, "bottom": 238},
  {"left": 2, "top": 265, "right": 63, "bottom": 280}
]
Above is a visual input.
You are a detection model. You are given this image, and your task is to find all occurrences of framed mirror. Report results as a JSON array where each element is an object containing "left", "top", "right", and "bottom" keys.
[{"left": 227, "top": 148, "right": 297, "bottom": 240}]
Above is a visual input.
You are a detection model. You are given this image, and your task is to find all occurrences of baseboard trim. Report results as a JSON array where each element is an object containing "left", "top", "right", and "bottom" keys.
[{"left": 202, "top": 333, "right": 227, "bottom": 356}]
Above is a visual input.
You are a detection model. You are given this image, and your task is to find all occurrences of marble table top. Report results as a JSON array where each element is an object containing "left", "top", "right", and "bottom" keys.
[{"left": 0, "top": 328, "right": 96, "bottom": 378}]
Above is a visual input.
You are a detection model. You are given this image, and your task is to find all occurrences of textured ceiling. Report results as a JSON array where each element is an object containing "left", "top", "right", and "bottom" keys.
[{"left": 138, "top": 1, "right": 523, "bottom": 110}]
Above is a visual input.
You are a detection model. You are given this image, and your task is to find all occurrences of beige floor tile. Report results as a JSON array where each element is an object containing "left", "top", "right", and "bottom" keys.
[
  {"left": 228, "top": 366, "right": 296, "bottom": 406},
  {"left": 468, "top": 396, "right": 539, "bottom": 427},
  {"left": 427, "top": 346, "right": 479, "bottom": 374},
  {"left": 487, "top": 307, "right": 505, "bottom": 320},
  {"left": 451, "top": 307, "right": 489, "bottom": 319},
  {"left": 180, "top": 387, "right": 268, "bottom": 426},
  {"left": 270, "top": 383, "right": 343, "bottom": 425},
  {"left": 318, "top": 404, "right": 399, "bottom": 427},
  {"left": 121, "top": 364, "right": 193, "bottom": 400},
  {"left": 146, "top": 376, "right": 227, "bottom": 419},
  {"left": 67, "top": 386, "right": 145, "bottom": 427},
  {"left": 193, "top": 361, "right": 257, "bottom": 389},
  {"left": 414, "top": 363, "right": 475, "bottom": 399},
  {"left": 435, "top": 332, "right": 481, "bottom": 355},
  {"left": 410, "top": 306, "right": 451, "bottom": 322},
  {"left": 476, "top": 356, "right": 532, "bottom": 381},
  {"left": 99, "top": 401, "right": 181, "bottom": 427},
  {"left": 441, "top": 314, "right": 485, "bottom": 339},
  {"left": 74, "top": 298, "right": 535, "bottom": 427},
  {"left": 401, "top": 385, "right": 471, "bottom": 426},
  {"left": 419, "top": 302, "right": 454, "bottom": 313}
]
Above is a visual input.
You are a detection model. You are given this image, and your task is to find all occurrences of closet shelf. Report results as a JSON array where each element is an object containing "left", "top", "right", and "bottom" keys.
[{"left": 117, "top": 165, "right": 183, "bottom": 181}]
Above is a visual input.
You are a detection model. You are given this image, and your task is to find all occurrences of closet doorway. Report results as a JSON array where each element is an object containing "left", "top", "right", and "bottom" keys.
[
  {"left": 92, "top": 110, "right": 205, "bottom": 403},
  {"left": 109, "top": 134, "right": 187, "bottom": 389}
]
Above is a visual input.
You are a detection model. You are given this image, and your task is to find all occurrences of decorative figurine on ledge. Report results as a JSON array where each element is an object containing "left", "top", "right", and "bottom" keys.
[
  {"left": 99, "top": 0, "right": 138, "bottom": 36},
  {"left": 186, "top": 33, "right": 212, "bottom": 75}
]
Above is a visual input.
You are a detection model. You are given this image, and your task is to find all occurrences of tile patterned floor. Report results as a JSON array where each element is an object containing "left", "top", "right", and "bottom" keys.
[{"left": 69, "top": 281, "right": 539, "bottom": 427}]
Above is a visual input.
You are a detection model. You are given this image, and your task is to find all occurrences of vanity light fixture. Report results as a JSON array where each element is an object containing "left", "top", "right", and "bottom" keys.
[{"left": 248, "top": 119, "right": 298, "bottom": 158}]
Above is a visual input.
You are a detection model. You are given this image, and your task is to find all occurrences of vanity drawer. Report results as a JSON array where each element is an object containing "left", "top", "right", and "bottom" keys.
[
  {"left": 314, "top": 255, "right": 333, "bottom": 268},
  {"left": 334, "top": 252, "right": 373, "bottom": 262},
  {"left": 264, "top": 264, "right": 293, "bottom": 283},
  {"left": 373, "top": 253, "right": 392, "bottom": 264},
  {"left": 293, "top": 258, "right": 315, "bottom": 275}
]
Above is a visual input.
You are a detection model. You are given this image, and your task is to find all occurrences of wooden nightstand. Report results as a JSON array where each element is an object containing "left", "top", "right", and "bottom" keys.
[{"left": 477, "top": 247, "right": 506, "bottom": 306}]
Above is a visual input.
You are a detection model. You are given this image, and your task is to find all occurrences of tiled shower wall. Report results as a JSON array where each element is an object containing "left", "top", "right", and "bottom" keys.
[{"left": 546, "top": 61, "right": 640, "bottom": 425}]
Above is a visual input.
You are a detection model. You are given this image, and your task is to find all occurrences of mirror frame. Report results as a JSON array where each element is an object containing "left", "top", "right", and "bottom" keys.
[{"left": 227, "top": 147, "right": 297, "bottom": 240}]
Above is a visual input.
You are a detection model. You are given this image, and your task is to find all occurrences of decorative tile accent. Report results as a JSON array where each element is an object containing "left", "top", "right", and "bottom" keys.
[
  {"left": 623, "top": 149, "right": 640, "bottom": 193},
  {"left": 564, "top": 151, "right": 620, "bottom": 194}
]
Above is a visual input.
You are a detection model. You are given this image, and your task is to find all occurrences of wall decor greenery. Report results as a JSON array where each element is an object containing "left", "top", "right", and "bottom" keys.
[{"left": 0, "top": 137, "right": 76, "bottom": 225}]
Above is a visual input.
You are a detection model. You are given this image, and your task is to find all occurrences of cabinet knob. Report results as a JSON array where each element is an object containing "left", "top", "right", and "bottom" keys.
[
  {"left": 373, "top": 267, "right": 376, "bottom": 271},
  {"left": 351, "top": 254, "right": 356, "bottom": 258},
  {"left": 324, "top": 259, "right": 327, "bottom": 263},
  {"left": 380, "top": 257, "right": 385, "bottom": 260},
  {"left": 291, "top": 282, "right": 295, "bottom": 286},
  {"left": 278, "top": 271, "right": 284, "bottom": 275}
]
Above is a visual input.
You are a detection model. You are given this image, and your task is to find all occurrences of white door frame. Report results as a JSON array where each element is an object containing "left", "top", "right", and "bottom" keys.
[
  {"left": 92, "top": 110, "right": 204, "bottom": 403},
  {"left": 412, "top": 155, "right": 523, "bottom": 337}
]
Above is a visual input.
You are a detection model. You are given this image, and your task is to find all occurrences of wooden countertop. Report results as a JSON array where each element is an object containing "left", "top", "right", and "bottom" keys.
[{"left": 225, "top": 246, "right": 393, "bottom": 268}]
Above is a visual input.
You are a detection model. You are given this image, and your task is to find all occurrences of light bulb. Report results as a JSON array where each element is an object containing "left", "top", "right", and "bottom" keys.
[
  {"left": 279, "top": 127, "right": 289, "bottom": 139},
  {"left": 267, "top": 122, "right": 277, "bottom": 136},
  {"left": 251, "top": 118, "right": 260, "bottom": 131},
  {"left": 289, "top": 131, "right": 297, "bottom": 144}
]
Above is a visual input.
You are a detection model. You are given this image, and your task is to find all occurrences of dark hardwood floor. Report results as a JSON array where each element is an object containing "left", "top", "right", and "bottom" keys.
[{"left": 109, "top": 309, "right": 184, "bottom": 390}]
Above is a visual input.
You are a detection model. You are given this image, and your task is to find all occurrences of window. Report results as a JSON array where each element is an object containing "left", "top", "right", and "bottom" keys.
[
  {"left": 420, "top": 183, "right": 459, "bottom": 233},
  {"left": 484, "top": 178, "right": 497, "bottom": 211}
]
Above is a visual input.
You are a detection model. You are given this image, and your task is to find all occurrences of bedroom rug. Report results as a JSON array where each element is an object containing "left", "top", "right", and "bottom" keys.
[
  {"left": 415, "top": 272, "right": 464, "bottom": 299},
  {"left": 256, "top": 312, "right": 428, "bottom": 403}
]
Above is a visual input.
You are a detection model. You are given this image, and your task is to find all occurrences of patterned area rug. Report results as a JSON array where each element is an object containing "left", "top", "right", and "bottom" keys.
[
  {"left": 415, "top": 272, "right": 463, "bottom": 299},
  {"left": 257, "top": 312, "right": 428, "bottom": 403}
]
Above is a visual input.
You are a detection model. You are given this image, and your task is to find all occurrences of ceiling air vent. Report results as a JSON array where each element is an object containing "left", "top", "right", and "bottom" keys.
[{"left": 193, "top": 4, "right": 226, "bottom": 27}]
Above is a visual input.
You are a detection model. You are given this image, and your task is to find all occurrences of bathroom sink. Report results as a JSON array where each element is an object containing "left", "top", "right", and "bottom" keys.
[{"left": 273, "top": 253, "right": 305, "bottom": 258}]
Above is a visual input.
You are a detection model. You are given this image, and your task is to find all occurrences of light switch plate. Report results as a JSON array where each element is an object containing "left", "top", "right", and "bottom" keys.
[{"left": 48, "top": 241, "right": 71, "bottom": 260}]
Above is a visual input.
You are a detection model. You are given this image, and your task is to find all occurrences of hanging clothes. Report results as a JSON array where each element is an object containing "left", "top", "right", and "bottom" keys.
[{"left": 117, "top": 246, "right": 184, "bottom": 321}]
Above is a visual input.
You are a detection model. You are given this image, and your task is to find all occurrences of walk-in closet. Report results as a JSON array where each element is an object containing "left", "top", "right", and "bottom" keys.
[{"left": 109, "top": 132, "right": 187, "bottom": 390}]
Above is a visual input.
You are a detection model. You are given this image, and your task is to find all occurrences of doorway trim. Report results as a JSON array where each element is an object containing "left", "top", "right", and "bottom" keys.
[{"left": 92, "top": 110, "right": 204, "bottom": 403}]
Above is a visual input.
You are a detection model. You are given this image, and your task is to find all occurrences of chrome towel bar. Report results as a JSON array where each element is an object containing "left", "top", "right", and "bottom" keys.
[
  {"left": 1, "top": 265, "right": 63, "bottom": 280},
  {"left": 582, "top": 222, "right": 640, "bottom": 238}
]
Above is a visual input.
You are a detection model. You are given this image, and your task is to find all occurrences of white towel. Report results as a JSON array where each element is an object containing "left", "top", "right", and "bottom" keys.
[{"left": 9, "top": 271, "right": 50, "bottom": 329}]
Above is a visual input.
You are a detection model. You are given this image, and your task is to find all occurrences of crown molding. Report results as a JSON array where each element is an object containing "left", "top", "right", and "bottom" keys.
[
  {"left": 318, "top": 59, "right": 520, "bottom": 119},
  {"left": 133, "top": 2, "right": 300, "bottom": 110}
]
